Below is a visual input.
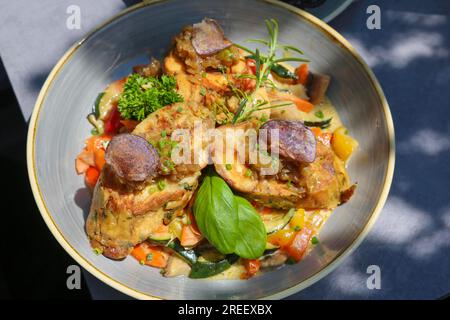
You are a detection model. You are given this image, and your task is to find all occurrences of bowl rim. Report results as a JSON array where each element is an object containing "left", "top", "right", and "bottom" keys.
[{"left": 26, "top": 0, "right": 395, "bottom": 300}]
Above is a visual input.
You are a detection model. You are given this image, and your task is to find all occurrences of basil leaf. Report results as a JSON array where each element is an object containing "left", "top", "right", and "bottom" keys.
[
  {"left": 234, "top": 196, "right": 267, "bottom": 259},
  {"left": 193, "top": 169, "right": 238, "bottom": 254}
]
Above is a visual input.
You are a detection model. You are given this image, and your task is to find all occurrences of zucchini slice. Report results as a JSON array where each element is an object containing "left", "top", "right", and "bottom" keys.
[
  {"left": 166, "top": 239, "right": 239, "bottom": 279},
  {"left": 97, "top": 79, "right": 124, "bottom": 120},
  {"left": 167, "top": 240, "right": 197, "bottom": 265},
  {"left": 87, "top": 113, "right": 104, "bottom": 135},
  {"left": 93, "top": 92, "right": 105, "bottom": 118},
  {"left": 262, "top": 208, "right": 295, "bottom": 234},
  {"left": 148, "top": 232, "right": 173, "bottom": 245},
  {"left": 304, "top": 118, "right": 332, "bottom": 129},
  {"left": 189, "top": 255, "right": 239, "bottom": 279}
]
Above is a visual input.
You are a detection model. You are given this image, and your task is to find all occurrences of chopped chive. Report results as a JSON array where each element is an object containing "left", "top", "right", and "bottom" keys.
[
  {"left": 245, "top": 169, "right": 252, "bottom": 177},
  {"left": 315, "top": 110, "right": 324, "bottom": 119},
  {"left": 146, "top": 253, "right": 153, "bottom": 261},
  {"left": 311, "top": 236, "right": 319, "bottom": 245},
  {"left": 200, "top": 87, "right": 207, "bottom": 96},
  {"left": 139, "top": 260, "right": 145, "bottom": 265},
  {"left": 164, "top": 159, "right": 175, "bottom": 170},
  {"left": 225, "top": 164, "right": 232, "bottom": 171},
  {"left": 293, "top": 226, "right": 301, "bottom": 231},
  {"left": 161, "top": 130, "right": 167, "bottom": 138},
  {"left": 287, "top": 180, "right": 293, "bottom": 188},
  {"left": 157, "top": 180, "right": 166, "bottom": 191},
  {"left": 260, "top": 114, "right": 268, "bottom": 123},
  {"left": 158, "top": 139, "right": 166, "bottom": 149},
  {"left": 93, "top": 248, "right": 103, "bottom": 255},
  {"left": 177, "top": 106, "right": 183, "bottom": 112}
]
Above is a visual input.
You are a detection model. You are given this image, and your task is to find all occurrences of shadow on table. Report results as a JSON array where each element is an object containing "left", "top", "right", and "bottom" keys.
[
  {"left": 289, "top": 0, "right": 450, "bottom": 300},
  {"left": 0, "top": 84, "right": 91, "bottom": 299}
]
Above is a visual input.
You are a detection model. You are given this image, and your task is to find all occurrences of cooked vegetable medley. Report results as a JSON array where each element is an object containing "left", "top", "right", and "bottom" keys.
[{"left": 76, "top": 19, "right": 357, "bottom": 279}]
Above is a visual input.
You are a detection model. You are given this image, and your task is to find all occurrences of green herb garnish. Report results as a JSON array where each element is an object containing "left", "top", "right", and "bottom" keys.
[
  {"left": 157, "top": 180, "right": 166, "bottom": 191},
  {"left": 315, "top": 110, "right": 324, "bottom": 119},
  {"left": 193, "top": 168, "right": 266, "bottom": 259},
  {"left": 93, "top": 248, "right": 103, "bottom": 255},
  {"left": 118, "top": 74, "right": 183, "bottom": 121},
  {"left": 193, "top": 168, "right": 239, "bottom": 254},
  {"left": 311, "top": 236, "right": 319, "bottom": 245},
  {"left": 233, "top": 196, "right": 267, "bottom": 259},
  {"left": 231, "top": 19, "right": 309, "bottom": 123},
  {"left": 225, "top": 164, "right": 232, "bottom": 171}
]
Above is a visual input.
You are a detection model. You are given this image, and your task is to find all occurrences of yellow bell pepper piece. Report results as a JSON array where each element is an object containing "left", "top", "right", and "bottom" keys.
[
  {"left": 331, "top": 126, "right": 358, "bottom": 161},
  {"left": 290, "top": 208, "right": 305, "bottom": 231}
]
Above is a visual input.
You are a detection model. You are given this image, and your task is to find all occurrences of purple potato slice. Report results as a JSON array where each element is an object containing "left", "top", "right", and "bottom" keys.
[
  {"left": 105, "top": 133, "right": 160, "bottom": 182},
  {"left": 261, "top": 120, "right": 316, "bottom": 163},
  {"left": 192, "top": 18, "right": 232, "bottom": 56}
]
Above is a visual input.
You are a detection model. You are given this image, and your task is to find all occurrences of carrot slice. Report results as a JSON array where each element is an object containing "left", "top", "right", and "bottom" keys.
[
  {"left": 154, "top": 224, "right": 169, "bottom": 234},
  {"left": 295, "top": 63, "right": 309, "bottom": 86},
  {"left": 84, "top": 135, "right": 111, "bottom": 171},
  {"left": 85, "top": 166, "right": 100, "bottom": 189},
  {"left": 75, "top": 158, "right": 90, "bottom": 174},
  {"left": 310, "top": 127, "right": 322, "bottom": 137},
  {"left": 131, "top": 243, "right": 169, "bottom": 268},
  {"left": 94, "top": 148, "right": 106, "bottom": 171},
  {"left": 77, "top": 149, "right": 95, "bottom": 167},
  {"left": 180, "top": 212, "right": 203, "bottom": 247},
  {"left": 180, "top": 225, "right": 200, "bottom": 247},
  {"left": 290, "top": 95, "right": 314, "bottom": 113},
  {"left": 268, "top": 91, "right": 314, "bottom": 113},
  {"left": 242, "top": 259, "right": 261, "bottom": 279},
  {"left": 285, "top": 227, "right": 313, "bottom": 262}
]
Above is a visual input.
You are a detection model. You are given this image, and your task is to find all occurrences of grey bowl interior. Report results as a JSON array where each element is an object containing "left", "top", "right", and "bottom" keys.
[{"left": 28, "top": 0, "right": 394, "bottom": 299}]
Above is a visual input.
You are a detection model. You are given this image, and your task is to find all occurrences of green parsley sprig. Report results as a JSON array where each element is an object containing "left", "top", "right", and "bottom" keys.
[{"left": 118, "top": 74, "right": 183, "bottom": 121}]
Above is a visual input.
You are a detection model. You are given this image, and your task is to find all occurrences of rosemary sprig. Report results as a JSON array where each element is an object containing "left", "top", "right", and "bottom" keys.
[{"left": 231, "top": 19, "right": 309, "bottom": 124}]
